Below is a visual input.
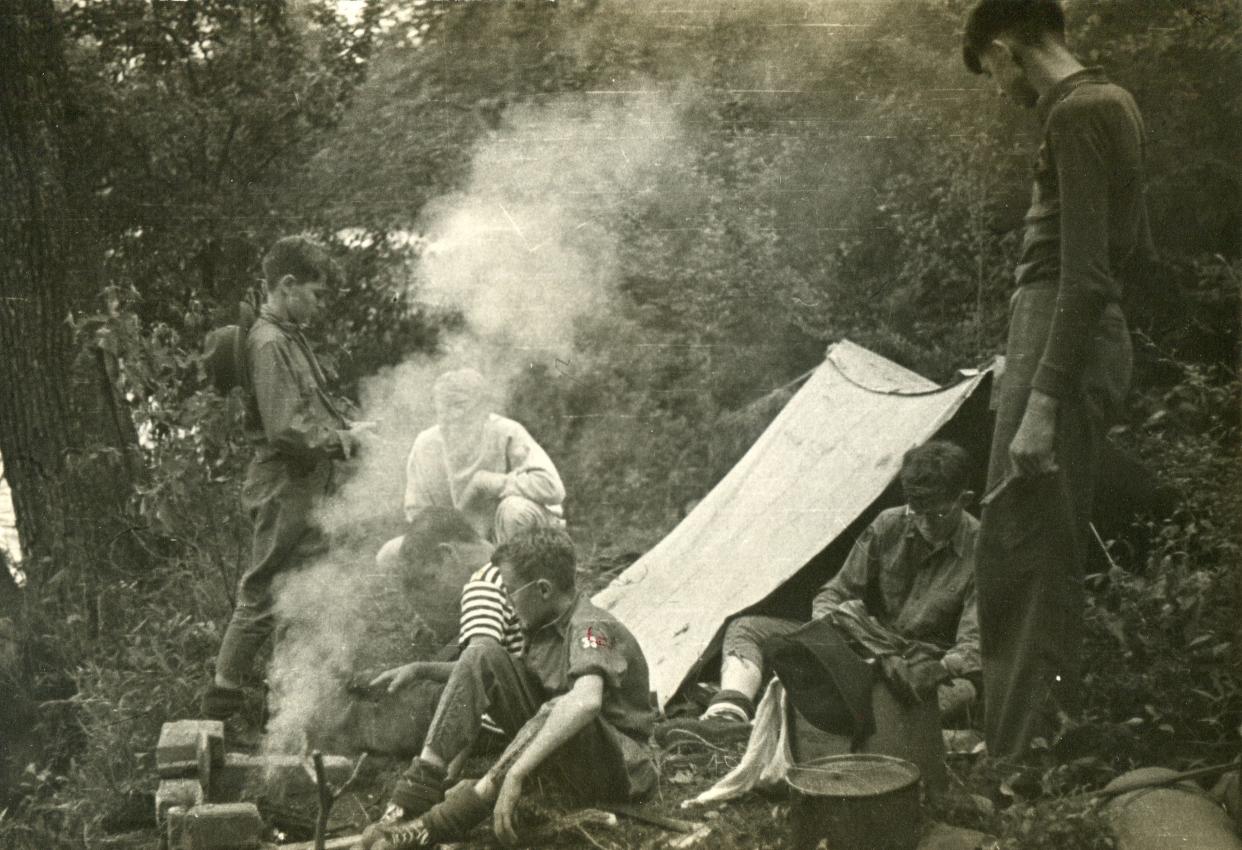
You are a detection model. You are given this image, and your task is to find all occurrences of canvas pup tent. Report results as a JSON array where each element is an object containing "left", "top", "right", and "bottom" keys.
[{"left": 592, "top": 340, "right": 993, "bottom": 707}]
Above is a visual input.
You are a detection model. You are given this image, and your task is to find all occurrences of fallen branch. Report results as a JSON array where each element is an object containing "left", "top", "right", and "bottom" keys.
[
  {"left": 309, "top": 751, "right": 369, "bottom": 850},
  {"left": 281, "top": 799, "right": 679, "bottom": 848},
  {"left": 280, "top": 835, "right": 363, "bottom": 850},
  {"left": 669, "top": 823, "right": 714, "bottom": 848},
  {"left": 575, "top": 822, "right": 616, "bottom": 850},
  {"left": 603, "top": 803, "right": 702, "bottom": 834},
  {"left": 522, "top": 808, "right": 618, "bottom": 844}
]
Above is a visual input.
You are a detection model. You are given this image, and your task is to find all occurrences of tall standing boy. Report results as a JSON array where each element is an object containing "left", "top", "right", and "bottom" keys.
[
  {"left": 961, "top": 0, "right": 1152, "bottom": 759},
  {"left": 201, "top": 236, "right": 367, "bottom": 723}
]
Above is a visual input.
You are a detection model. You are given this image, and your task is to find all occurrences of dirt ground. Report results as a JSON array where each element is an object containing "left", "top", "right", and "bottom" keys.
[{"left": 225, "top": 732, "right": 998, "bottom": 850}]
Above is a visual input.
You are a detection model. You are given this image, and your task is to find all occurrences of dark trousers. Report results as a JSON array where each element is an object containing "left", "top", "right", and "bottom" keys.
[
  {"left": 345, "top": 679, "right": 443, "bottom": 757},
  {"left": 215, "top": 457, "right": 330, "bottom": 686},
  {"left": 721, "top": 614, "right": 805, "bottom": 671},
  {"left": 414, "top": 642, "right": 632, "bottom": 802},
  {"left": 977, "top": 286, "right": 1130, "bottom": 760}
]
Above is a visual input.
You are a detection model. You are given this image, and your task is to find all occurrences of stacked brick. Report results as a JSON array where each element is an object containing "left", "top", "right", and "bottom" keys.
[
  {"left": 155, "top": 719, "right": 265, "bottom": 849},
  {"left": 154, "top": 720, "right": 353, "bottom": 849}
]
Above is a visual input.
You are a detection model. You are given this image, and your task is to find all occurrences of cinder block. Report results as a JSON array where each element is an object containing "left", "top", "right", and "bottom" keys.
[
  {"left": 157, "top": 720, "right": 224, "bottom": 779},
  {"left": 169, "top": 802, "right": 263, "bottom": 850},
  {"left": 155, "top": 779, "right": 204, "bottom": 826},
  {"left": 165, "top": 806, "right": 187, "bottom": 848},
  {"left": 210, "top": 751, "right": 353, "bottom": 802},
  {"left": 210, "top": 753, "right": 257, "bottom": 803}
]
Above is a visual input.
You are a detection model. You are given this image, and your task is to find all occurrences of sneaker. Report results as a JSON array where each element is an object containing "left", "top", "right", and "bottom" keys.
[
  {"left": 375, "top": 819, "right": 434, "bottom": 850},
  {"left": 388, "top": 758, "right": 446, "bottom": 820},
  {"left": 355, "top": 820, "right": 432, "bottom": 850},
  {"left": 418, "top": 782, "right": 493, "bottom": 843},
  {"left": 655, "top": 713, "right": 751, "bottom": 747}
]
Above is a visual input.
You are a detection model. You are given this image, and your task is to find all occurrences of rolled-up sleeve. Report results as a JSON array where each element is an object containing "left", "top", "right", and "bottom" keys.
[
  {"left": 501, "top": 425, "right": 565, "bottom": 507},
  {"left": 567, "top": 620, "right": 628, "bottom": 690},
  {"left": 251, "top": 340, "right": 346, "bottom": 462}
]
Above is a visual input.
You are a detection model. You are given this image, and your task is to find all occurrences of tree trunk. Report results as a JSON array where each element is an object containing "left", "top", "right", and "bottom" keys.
[{"left": 0, "top": 0, "right": 139, "bottom": 591}]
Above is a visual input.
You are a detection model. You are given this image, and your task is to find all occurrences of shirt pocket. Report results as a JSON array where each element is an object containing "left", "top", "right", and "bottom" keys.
[{"left": 906, "top": 587, "right": 962, "bottom": 640}]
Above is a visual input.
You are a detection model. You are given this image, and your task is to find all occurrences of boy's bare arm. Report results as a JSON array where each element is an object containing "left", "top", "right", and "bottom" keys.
[
  {"left": 369, "top": 660, "right": 456, "bottom": 691},
  {"left": 492, "top": 674, "right": 605, "bottom": 844}
]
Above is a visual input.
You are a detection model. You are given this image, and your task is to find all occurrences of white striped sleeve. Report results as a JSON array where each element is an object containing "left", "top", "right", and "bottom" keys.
[{"left": 459, "top": 565, "right": 512, "bottom": 649}]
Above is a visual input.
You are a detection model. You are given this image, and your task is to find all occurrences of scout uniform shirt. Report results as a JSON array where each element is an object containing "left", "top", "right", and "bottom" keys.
[
  {"left": 811, "top": 506, "right": 981, "bottom": 678},
  {"left": 521, "top": 592, "right": 657, "bottom": 798},
  {"left": 241, "top": 308, "right": 351, "bottom": 509},
  {"left": 216, "top": 305, "right": 354, "bottom": 688}
]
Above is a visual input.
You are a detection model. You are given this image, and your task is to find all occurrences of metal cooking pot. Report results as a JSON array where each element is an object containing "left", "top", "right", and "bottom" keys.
[{"left": 786, "top": 754, "right": 922, "bottom": 850}]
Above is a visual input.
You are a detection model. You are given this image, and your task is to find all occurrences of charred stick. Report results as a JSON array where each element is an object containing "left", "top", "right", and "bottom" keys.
[
  {"left": 602, "top": 802, "right": 701, "bottom": 833},
  {"left": 308, "top": 751, "right": 369, "bottom": 850}
]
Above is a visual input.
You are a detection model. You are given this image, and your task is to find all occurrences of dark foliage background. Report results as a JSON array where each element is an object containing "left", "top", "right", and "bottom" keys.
[{"left": 0, "top": 1, "right": 1237, "bottom": 847}]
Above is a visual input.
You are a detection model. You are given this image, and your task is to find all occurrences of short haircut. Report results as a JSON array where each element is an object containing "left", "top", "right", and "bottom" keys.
[
  {"left": 962, "top": 0, "right": 1066, "bottom": 74},
  {"left": 899, "top": 440, "right": 971, "bottom": 502},
  {"left": 398, "top": 507, "right": 481, "bottom": 566},
  {"left": 261, "top": 235, "right": 341, "bottom": 287},
  {"left": 492, "top": 526, "right": 577, "bottom": 593}
]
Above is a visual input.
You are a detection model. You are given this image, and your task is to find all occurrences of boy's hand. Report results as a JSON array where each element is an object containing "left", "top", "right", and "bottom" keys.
[
  {"left": 461, "top": 470, "right": 507, "bottom": 506},
  {"left": 342, "top": 421, "right": 381, "bottom": 460},
  {"left": 1009, "top": 390, "right": 1059, "bottom": 477},
  {"left": 879, "top": 656, "right": 921, "bottom": 705},
  {"left": 369, "top": 662, "right": 421, "bottom": 693},
  {"left": 339, "top": 429, "right": 363, "bottom": 460},
  {"left": 937, "top": 677, "right": 978, "bottom": 718},
  {"left": 493, "top": 770, "right": 526, "bottom": 846}
]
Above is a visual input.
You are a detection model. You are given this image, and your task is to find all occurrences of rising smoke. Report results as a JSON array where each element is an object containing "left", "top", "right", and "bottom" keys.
[{"left": 262, "top": 91, "right": 690, "bottom": 755}]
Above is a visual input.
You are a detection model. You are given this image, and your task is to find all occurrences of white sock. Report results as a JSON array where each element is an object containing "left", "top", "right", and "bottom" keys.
[{"left": 701, "top": 702, "right": 749, "bottom": 723}]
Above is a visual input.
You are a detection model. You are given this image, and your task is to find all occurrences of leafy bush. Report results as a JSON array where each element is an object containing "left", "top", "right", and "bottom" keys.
[
  {"left": 1081, "top": 358, "right": 1241, "bottom": 768},
  {"left": 4, "top": 2, "right": 1239, "bottom": 847}
]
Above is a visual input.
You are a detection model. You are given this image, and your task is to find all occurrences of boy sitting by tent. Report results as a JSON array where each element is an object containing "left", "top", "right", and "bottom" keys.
[
  {"left": 356, "top": 526, "right": 657, "bottom": 850},
  {"left": 671, "top": 440, "right": 981, "bottom": 741}
]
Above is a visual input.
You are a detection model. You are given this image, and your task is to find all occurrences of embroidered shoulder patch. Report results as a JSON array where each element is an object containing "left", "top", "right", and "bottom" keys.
[{"left": 580, "top": 626, "right": 609, "bottom": 649}]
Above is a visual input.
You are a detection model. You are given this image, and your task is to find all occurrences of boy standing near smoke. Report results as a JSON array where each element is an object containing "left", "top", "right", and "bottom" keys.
[
  {"left": 201, "top": 236, "right": 371, "bottom": 724},
  {"left": 961, "top": 0, "right": 1151, "bottom": 760},
  {"left": 357, "top": 527, "right": 656, "bottom": 850}
]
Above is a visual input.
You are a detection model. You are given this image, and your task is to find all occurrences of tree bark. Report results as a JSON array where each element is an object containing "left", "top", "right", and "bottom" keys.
[{"left": 0, "top": 0, "right": 139, "bottom": 589}]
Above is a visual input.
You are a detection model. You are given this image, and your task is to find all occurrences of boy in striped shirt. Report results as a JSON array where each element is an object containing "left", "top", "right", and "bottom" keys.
[
  {"left": 457, "top": 562, "right": 524, "bottom": 658},
  {"left": 353, "top": 509, "right": 521, "bottom": 756},
  {"left": 359, "top": 528, "right": 656, "bottom": 850}
]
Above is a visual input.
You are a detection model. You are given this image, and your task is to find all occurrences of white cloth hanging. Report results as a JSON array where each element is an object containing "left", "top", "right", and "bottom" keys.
[{"left": 683, "top": 678, "right": 794, "bottom": 807}]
